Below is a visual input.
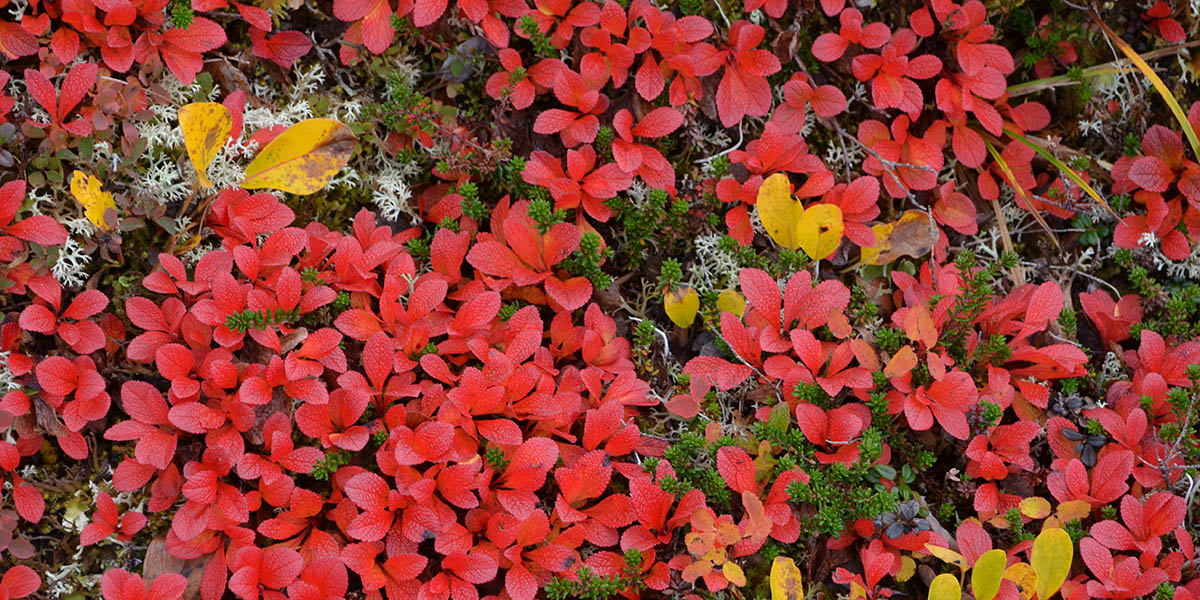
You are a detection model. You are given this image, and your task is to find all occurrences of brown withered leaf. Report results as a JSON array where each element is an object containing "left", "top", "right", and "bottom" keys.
[{"left": 859, "top": 209, "right": 939, "bottom": 266}]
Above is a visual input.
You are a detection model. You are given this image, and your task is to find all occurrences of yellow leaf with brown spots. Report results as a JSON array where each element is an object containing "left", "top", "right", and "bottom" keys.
[
  {"left": 241, "top": 118, "right": 357, "bottom": 195},
  {"left": 178, "top": 102, "right": 232, "bottom": 188},
  {"left": 70, "top": 170, "right": 116, "bottom": 230},
  {"left": 770, "top": 556, "right": 803, "bottom": 600}
]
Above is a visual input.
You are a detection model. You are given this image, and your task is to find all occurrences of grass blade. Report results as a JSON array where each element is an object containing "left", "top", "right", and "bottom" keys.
[
  {"left": 1003, "top": 128, "right": 1117, "bottom": 219},
  {"left": 1091, "top": 11, "right": 1200, "bottom": 161},
  {"left": 984, "top": 139, "right": 1061, "bottom": 250}
]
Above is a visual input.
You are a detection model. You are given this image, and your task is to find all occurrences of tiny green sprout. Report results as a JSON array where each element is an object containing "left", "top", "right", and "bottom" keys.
[
  {"left": 1084, "top": 418, "right": 1106, "bottom": 437},
  {"left": 657, "top": 258, "right": 683, "bottom": 291}
]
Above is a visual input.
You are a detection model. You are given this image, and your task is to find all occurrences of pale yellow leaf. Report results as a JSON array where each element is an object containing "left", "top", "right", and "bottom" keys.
[
  {"left": 717, "top": 289, "right": 746, "bottom": 317},
  {"left": 723, "top": 561, "right": 746, "bottom": 587},
  {"left": 664, "top": 286, "right": 700, "bottom": 328},
  {"left": 1032, "top": 528, "right": 1072, "bottom": 600},
  {"left": 1004, "top": 563, "right": 1038, "bottom": 600},
  {"left": 756, "top": 172, "right": 803, "bottom": 251},
  {"left": 929, "top": 573, "right": 961, "bottom": 600},
  {"left": 241, "top": 118, "right": 357, "bottom": 195},
  {"left": 796, "top": 203, "right": 843, "bottom": 261},
  {"left": 896, "top": 556, "right": 916, "bottom": 583},
  {"left": 1019, "top": 497, "right": 1052, "bottom": 520},
  {"left": 972, "top": 549, "right": 1008, "bottom": 600},
  {"left": 770, "top": 556, "right": 803, "bottom": 600},
  {"left": 178, "top": 102, "right": 232, "bottom": 188},
  {"left": 70, "top": 170, "right": 116, "bottom": 231}
]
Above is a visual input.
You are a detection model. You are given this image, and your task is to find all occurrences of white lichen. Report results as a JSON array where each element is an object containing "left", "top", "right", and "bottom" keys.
[{"left": 51, "top": 237, "right": 92, "bottom": 288}]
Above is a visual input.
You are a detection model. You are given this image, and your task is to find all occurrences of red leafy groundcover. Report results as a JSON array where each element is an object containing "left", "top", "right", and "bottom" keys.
[{"left": 2, "top": 0, "right": 1200, "bottom": 599}]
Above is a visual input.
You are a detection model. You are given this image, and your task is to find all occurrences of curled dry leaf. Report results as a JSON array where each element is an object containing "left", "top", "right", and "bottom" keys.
[{"left": 860, "top": 209, "right": 937, "bottom": 266}]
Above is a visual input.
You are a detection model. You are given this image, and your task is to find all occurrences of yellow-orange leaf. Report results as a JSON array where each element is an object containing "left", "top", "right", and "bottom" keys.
[
  {"left": 1004, "top": 563, "right": 1038, "bottom": 600},
  {"left": 717, "top": 289, "right": 746, "bottom": 317},
  {"left": 70, "top": 170, "right": 116, "bottom": 230},
  {"left": 241, "top": 118, "right": 357, "bottom": 195},
  {"left": 723, "top": 561, "right": 746, "bottom": 587},
  {"left": 884, "top": 345, "right": 918, "bottom": 379},
  {"left": 770, "top": 556, "right": 803, "bottom": 600},
  {"left": 178, "top": 102, "right": 232, "bottom": 188},
  {"left": 897, "top": 556, "right": 916, "bottom": 582},
  {"left": 929, "top": 573, "right": 961, "bottom": 600},
  {"left": 756, "top": 172, "right": 803, "bottom": 250},
  {"left": 972, "top": 549, "right": 1008, "bottom": 600},
  {"left": 1055, "top": 500, "right": 1092, "bottom": 523},
  {"left": 1032, "top": 528, "right": 1072, "bottom": 600},
  {"left": 664, "top": 286, "right": 700, "bottom": 327},
  {"left": 796, "top": 203, "right": 844, "bottom": 261}
]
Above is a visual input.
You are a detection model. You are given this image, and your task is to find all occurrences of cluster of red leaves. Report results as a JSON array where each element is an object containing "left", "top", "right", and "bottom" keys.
[
  {"left": 4, "top": 1, "right": 1200, "bottom": 599},
  {"left": 1111, "top": 105, "right": 1200, "bottom": 260}
]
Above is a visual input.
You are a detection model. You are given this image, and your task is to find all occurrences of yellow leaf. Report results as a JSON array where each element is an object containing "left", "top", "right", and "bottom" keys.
[
  {"left": 241, "top": 118, "right": 357, "bottom": 195},
  {"left": 178, "top": 102, "right": 232, "bottom": 188},
  {"left": 1031, "top": 528, "right": 1072, "bottom": 600},
  {"left": 1019, "top": 497, "right": 1052, "bottom": 520},
  {"left": 896, "top": 556, "right": 916, "bottom": 583},
  {"left": 770, "top": 556, "right": 804, "bottom": 600},
  {"left": 1004, "top": 563, "right": 1038, "bottom": 600},
  {"left": 756, "top": 172, "right": 803, "bottom": 250},
  {"left": 972, "top": 549, "right": 1008, "bottom": 600},
  {"left": 1054, "top": 501, "right": 1092, "bottom": 523},
  {"left": 717, "top": 289, "right": 746, "bottom": 317},
  {"left": 70, "top": 171, "right": 116, "bottom": 231},
  {"left": 664, "top": 286, "right": 700, "bottom": 328},
  {"left": 723, "top": 561, "right": 746, "bottom": 587},
  {"left": 925, "top": 543, "right": 966, "bottom": 570},
  {"left": 851, "top": 582, "right": 868, "bottom": 600},
  {"left": 929, "top": 573, "right": 961, "bottom": 600},
  {"left": 796, "top": 203, "right": 843, "bottom": 261},
  {"left": 860, "top": 209, "right": 937, "bottom": 266}
]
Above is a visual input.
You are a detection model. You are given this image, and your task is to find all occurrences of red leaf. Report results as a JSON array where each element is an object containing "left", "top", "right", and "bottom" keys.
[
  {"left": 18, "top": 304, "right": 57, "bottom": 334},
  {"left": 631, "top": 107, "right": 684, "bottom": 138},
  {"left": 1128, "top": 156, "right": 1173, "bottom": 192},
  {"left": 412, "top": 0, "right": 448, "bottom": 26},
  {"left": 14, "top": 481, "right": 44, "bottom": 523},
  {"left": 716, "top": 446, "right": 757, "bottom": 494},
  {"left": 62, "top": 289, "right": 108, "bottom": 320},
  {"left": 163, "top": 17, "right": 227, "bottom": 53},
  {"left": 23, "top": 69, "right": 57, "bottom": 119},
  {"left": 35, "top": 356, "right": 76, "bottom": 396},
  {"left": 259, "top": 546, "right": 303, "bottom": 589},
  {"left": 58, "top": 61, "right": 97, "bottom": 120},
  {"left": 1, "top": 566, "right": 40, "bottom": 598},
  {"left": 7, "top": 215, "right": 68, "bottom": 246}
]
